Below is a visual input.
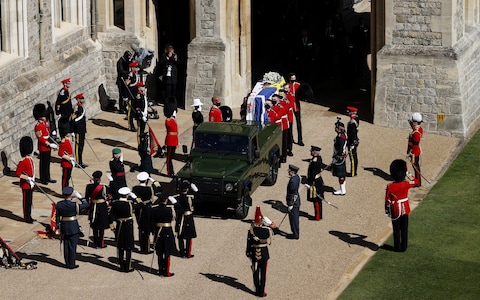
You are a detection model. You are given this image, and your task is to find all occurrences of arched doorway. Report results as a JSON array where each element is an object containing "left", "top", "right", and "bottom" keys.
[
  {"left": 153, "top": 0, "right": 191, "bottom": 108},
  {"left": 251, "top": 0, "right": 374, "bottom": 121}
]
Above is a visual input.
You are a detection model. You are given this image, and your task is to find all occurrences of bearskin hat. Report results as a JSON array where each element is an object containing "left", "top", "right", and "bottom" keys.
[
  {"left": 219, "top": 106, "right": 233, "bottom": 122},
  {"left": 163, "top": 96, "right": 178, "bottom": 117},
  {"left": 58, "top": 116, "right": 71, "bottom": 137},
  {"left": 19, "top": 136, "right": 34, "bottom": 157},
  {"left": 295, "top": 83, "right": 314, "bottom": 102},
  {"left": 33, "top": 103, "right": 47, "bottom": 120},
  {"left": 390, "top": 159, "right": 407, "bottom": 182}
]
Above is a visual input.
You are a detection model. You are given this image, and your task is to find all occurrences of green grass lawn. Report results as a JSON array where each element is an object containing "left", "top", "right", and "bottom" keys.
[{"left": 339, "top": 131, "right": 480, "bottom": 299}]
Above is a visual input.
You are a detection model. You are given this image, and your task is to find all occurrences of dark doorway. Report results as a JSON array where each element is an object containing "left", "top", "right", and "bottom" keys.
[
  {"left": 251, "top": 0, "right": 372, "bottom": 121},
  {"left": 153, "top": 0, "right": 190, "bottom": 108}
]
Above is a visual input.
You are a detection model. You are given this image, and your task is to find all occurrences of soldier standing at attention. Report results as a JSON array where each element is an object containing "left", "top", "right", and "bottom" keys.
[
  {"left": 152, "top": 192, "right": 177, "bottom": 277},
  {"left": 385, "top": 159, "right": 419, "bottom": 252},
  {"left": 209, "top": 96, "right": 223, "bottom": 122},
  {"left": 72, "top": 93, "right": 88, "bottom": 168},
  {"left": 164, "top": 98, "right": 178, "bottom": 177},
  {"left": 108, "top": 148, "right": 127, "bottom": 198},
  {"left": 58, "top": 132, "right": 75, "bottom": 191},
  {"left": 246, "top": 206, "right": 276, "bottom": 298},
  {"left": 286, "top": 164, "right": 301, "bottom": 239},
  {"left": 346, "top": 106, "right": 359, "bottom": 177},
  {"left": 133, "top": 81, "right": 148, "bottom": 145},
  {"left": 85, "top": 171, "right": 111, "bottom": 249},
  {"left": 125, "top": 61, "right": 140, "bottom": 132},
  {"left": 33, "top": 103, "right": 58, "bottom": 185},
  {"left": 174, "top": 180, "right": 199, "bottom": 258},
  {"left": 16, "top": 136, "right": 36, "bottom": 223},
  {"left": 191, "top": 98, "right": 204, "bottom": 142},
  {"left": 132, "top": 172, "right": 155, "bottom": 254},
  {"left": 287, "top": 73, "right": 304, "bottom": 146},
  {"left": 55, "top": 77, "right": 73, "bottom": 133},
  {"left": 306, "top": 146, "right": 325, "bottom": 221},
  {"left": 407, "top": 112, "right": 423, "bottom": 187},
  {"left": 109, "top": 187, "right": 137, "bottom": 272},
  {"left": 56, "top": 186, "right": 89, "bottom": 269},
  {"left": 332, "top": 119, "right": 347, "bottom": 195}
]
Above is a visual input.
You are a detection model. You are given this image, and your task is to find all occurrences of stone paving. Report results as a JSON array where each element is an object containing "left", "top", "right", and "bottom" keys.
[{"left": 0, "top": 102, "right": 460, "bottom": 299}]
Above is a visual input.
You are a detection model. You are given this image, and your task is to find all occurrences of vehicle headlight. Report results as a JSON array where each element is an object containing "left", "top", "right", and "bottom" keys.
[{"left": 225, "top": 183, "right": 234, "bottom": 192}]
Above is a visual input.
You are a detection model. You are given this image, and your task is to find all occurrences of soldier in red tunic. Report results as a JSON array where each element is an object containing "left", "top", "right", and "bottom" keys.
[
  {"left": 385, "top": 159, "right": 419, "bottom": 252},
  {"left": 209, "top": 96, "right": 223, "bottom": 122},
  {"left": 164, "top": 97, "right": 178, "bottom": 177},
  {"left": 33, "top": 103, "right": 58, "bottom": 185},
  {"left": 16, "top": 136, "right": 36, "bottom": 223},
  {"left": 407, "top": 112, "right": 423, "bottom": 187},
  {"left": 58, "top": 132, "right": 75, "bottom": 190}
]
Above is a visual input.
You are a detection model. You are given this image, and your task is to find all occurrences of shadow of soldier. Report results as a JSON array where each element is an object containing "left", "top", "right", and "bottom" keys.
[
  {"left": 200, "top": 272, "right": 255, "bottom": 296},
  {"left": 329, "top": 230, "right": 379, "bottom": 251}
]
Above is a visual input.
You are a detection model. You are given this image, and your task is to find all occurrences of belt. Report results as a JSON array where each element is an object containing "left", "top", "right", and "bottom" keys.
[
  {"left": 167, "top": 132, "right": 178, "bottom": 135},
  {"left": 397, "top": 198, "right": 408, "bottom": 203},
  {"left": 184, "top": 211, "right": 193, "bottom": 216},
  {"left": 114, "top": 172, "right": 125, "bottom": 176},
  {"left": 252, "top": 244, "right": 268, "bottom": 248},
  {"left": 117, "top": 217, "right": 133, "bottom": 222},
  {"left": 156, "top": 222, "right": 172, "bottom": 227},
  {"left": 60, "top": 216, "right": 76, "bottom": 221},
  {"left": 90, "top": 199, "right": 106, "bottom": 204}
]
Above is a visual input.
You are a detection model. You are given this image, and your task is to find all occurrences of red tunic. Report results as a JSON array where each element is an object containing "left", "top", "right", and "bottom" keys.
[
  {"left": 407, "top": 126, "right": 423, "bottom": 156},
  {"left": 384, "top": 180, "right": 417, "bottom": 218},
  {"left": 165, "top": 117, "right": 179, "bottom": 146},
  {"left": 16, "top": 156, "right": 35, "bottom": 190},
  {"left": 272, "top": 104, "right": 289, "bottom": 130},
  {"left": 209, "top": 106, "right": 223, "bottom": 122},
  {"left": 58, "top": 138, "right": 74, "bottom": 168},
  {"left": 35, "top": 120, "right": 51, "bottom": 152}
]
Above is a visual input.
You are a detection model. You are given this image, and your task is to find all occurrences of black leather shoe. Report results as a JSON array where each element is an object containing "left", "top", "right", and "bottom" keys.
[
  {"left": 48, "top": 179, "right": 57, "bottom": 183},
  {"left": 287, "top": 151, "right": 294, "bottom": 157},
  {"left": 69, "top": 265, "right": 79, "bottom": 269},
  {"left": 298, "top": 141, "right": 305, "bottom": 146}
]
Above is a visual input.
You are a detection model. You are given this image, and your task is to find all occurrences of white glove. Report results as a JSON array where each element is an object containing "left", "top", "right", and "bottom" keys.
[
  {"left": 190, "top": 183, "right": 199, "bottom": 192},
  {"left": 263, "top": 216, "right": 272, "bottom": 226},
  {"left": 49, "top": 143, "right": 58, "bottom": 149},
  {"left": 51, "top": 130, "right": 57, "bottom": 136},
  {"left": 73, "top": 190, "right": 82, "bottom": 199},
  {"left": 106, "top": 173, "right": 113, "bottom": 181},
  {"left": 120, "top": 153, "right": 124, "bottom": 163},
  {"left": 288, "top": 206, "right": 293, "bottom": 212},
  {"left": 70, "top": 157, "right": 76, "bottom": 166},
  {"left": 304, "top": 184, "right": 311, "bottom": 189},
  {"left": 168, "top": 196, "right": 177, "bottom": 204},
  {"left": 349, "top": 146, "right": 354, "bottom": 151},
  {"left": 129, "top": 192, "right": 137, "bottom": 200},
  {"left": 27, "top": 177, "right": 35, "bottom": 188},
  {"left": 142, "top": 116, "right": 147, "bottom": 123}
]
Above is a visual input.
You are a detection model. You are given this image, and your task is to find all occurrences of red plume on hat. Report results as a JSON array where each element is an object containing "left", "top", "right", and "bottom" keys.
[
  {"left": 254, "top": 206, "right": 263, "bottom": 225},
  {"left": 61, "top": 77, "right": 71, "bottom": 84},
  {"left": 129, "top": 61, "right": 139, "bottom": 67},
  {"left": 74, "top": 93, "right": 84, "bottom": 99}
]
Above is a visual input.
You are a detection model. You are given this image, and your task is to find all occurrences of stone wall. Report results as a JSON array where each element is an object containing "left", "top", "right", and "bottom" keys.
[
  {"left": 0, "top": 1, "right": 107, "bottom": 172},
  {"left": 376, "top": 0, "right": 480, "bottom": 138}
]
